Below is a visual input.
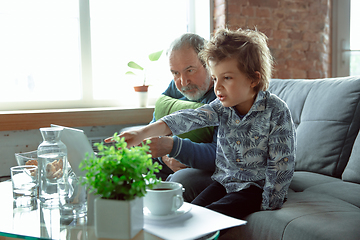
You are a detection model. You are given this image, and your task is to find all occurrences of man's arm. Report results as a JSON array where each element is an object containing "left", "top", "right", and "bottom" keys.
[
  {"left": 148, "top": 80, "right": 217, "bottom": 172},
  {"left": 146, "top": 133, "right": 217, "bottom": 172},
  {"left": 160, "top": 103, "right": 220, "bottom": 172},
  {"left": 169, "top": 127, "right": 217, "bottom": 171}
]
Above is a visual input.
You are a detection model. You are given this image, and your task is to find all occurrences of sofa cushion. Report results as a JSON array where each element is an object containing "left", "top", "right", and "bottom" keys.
[
  {"left": 289, "top": 171, "right": 341, "bottom": 192},
  {"left": 282, "top": 211, "right": 360, "bottom": 240},
  {"left": 342, "top": 131, "right": 360, "bottom": 183},
  {"left": 154, "top": 95, "right": 214, "bottom": 143},
  {"left": 304, "top": 181, "right": 360, "bottom": 208},
  {"left": 269, "top": 76, "right": 360, "bottom": 178},
  {"left": 223, "top": 191, "right": 360, "bottom": 240}
]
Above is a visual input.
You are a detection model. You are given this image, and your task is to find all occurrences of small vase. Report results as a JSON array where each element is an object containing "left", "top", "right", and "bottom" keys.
[
  {"left": 94, "top": 197, "right": 144, "bottom": 239},
  {"left": 133, "top": 85, "right": 148, "bottom": 92}
]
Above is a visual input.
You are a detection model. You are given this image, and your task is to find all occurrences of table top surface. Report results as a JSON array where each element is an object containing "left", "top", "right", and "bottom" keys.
[
  {"left": 0, "top": 181, "right": 161, "bottom": 240},
  {"left": 0, "top": 180, "right": 245, "bottom": 240}
]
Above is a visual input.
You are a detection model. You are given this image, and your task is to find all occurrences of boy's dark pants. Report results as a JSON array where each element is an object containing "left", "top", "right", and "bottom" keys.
[{"left": 191, "top": 181, "right": 263, "bottom": 220}]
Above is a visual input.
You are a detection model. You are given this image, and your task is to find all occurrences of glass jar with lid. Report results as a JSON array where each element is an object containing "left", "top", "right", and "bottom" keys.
[{"left": 37, "top": 127, "right": 68, "bottom": 207}]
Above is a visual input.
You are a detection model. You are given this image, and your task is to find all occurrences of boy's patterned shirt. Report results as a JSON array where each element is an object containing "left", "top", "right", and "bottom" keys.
[{"left": 161, "top": 91, "right": 296, "bottom": 210}]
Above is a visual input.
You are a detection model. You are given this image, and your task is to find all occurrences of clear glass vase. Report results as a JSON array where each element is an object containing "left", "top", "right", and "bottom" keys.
[{"left": 37, "top": 127, "right": 68, "bottom": 208}]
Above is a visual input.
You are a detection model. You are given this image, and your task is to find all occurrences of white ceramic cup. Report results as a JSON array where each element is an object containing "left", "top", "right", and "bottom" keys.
[{"left": 144, "top": 181, "right": 184, "bottom": 216}]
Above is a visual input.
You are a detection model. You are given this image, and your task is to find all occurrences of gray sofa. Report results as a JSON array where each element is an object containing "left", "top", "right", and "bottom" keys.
[{"left": 221, "top": 76, "right": 360, "bottom": 240}]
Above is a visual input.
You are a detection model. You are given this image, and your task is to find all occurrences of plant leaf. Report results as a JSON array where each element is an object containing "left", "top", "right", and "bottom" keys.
[
  {"left": 148, "top": 50, "right": 163, "bottom": 61},
  {"left": 125, "top": 71, "right": 136, "bottom": 75},
  {"left": 128, "top": 61, "right": 144, "bottom": 70}
]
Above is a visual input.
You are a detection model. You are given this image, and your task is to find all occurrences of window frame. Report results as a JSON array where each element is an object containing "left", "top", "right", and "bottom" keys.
[
  {"left": 332, "top": 0, "right": 350, "bottom": 77},
  {"left": 0, "top": 107, "right": 154, "bottom": 131}
]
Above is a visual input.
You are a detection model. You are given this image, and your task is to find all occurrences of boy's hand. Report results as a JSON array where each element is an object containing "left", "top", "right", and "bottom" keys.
[
  {"left": 104, "top": 131, "right": 143, "bottom": 148},
  {"left": 104, "top": 120, "right": 171, "bottom": 149}
]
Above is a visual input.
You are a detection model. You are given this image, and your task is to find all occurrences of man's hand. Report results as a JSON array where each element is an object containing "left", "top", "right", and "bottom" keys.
[
  {"left": 145, "top": 136, "right": 174, "bottom": 158},
  {"left": 162, "top": 155, "right": 189, "bottom": 172},
  {"left": 145, "top": 136, "right": 188, "bottom": 172}
]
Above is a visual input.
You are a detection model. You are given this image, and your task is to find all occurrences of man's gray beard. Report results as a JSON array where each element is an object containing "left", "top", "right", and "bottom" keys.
[{"left": 179, "top": 85, "right": 208, "bottom": 101}]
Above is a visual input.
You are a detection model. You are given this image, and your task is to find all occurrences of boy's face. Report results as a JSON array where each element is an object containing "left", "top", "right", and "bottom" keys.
[
  {"left": 209, "top": 58, "right": 258, "bottom": 115},
  {"left": 169, "top": 47, "right": 213, "bottom": 101}
]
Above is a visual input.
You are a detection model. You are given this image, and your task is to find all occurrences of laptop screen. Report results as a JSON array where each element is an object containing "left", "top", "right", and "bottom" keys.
[{"left": 50, "top": 124, "right": 94, "bottom": 177}]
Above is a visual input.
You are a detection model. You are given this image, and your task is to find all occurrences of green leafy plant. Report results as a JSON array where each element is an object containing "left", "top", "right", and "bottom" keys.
[
  {"left": 80, "top": 133, "right": 162, "bottom": 201},
  {"left": 125, "top": 50, "right": 163, "bottom": 86}
]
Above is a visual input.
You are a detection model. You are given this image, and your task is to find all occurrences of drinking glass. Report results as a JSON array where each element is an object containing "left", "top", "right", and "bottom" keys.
[
  {"left": 11, "top": 165, "right": 38, "bottom": 209},
  {"left": 58, "top": 172, "right": 87, "bottom": 219}
]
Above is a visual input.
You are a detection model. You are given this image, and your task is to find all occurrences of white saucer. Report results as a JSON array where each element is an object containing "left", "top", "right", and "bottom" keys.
[{"left": 143, "top": 202, "right": 192, "bottom": 220}]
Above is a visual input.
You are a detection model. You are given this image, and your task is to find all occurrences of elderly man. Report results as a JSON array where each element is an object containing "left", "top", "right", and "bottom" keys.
[{"left": 146, "top": 33, "right": 217, "bottom": 202}]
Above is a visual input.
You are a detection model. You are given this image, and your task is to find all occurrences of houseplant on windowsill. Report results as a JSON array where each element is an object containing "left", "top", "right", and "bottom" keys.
[
  {"left": 126, "top": 50, "right": 163, "bottom": 107},
  {"left": 80, "top": 134, "right": 162, "bottom": 239}
]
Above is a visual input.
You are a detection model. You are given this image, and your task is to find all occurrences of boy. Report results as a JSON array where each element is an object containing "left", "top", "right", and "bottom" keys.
[{"left": 115, "top": 28, "right": 296, "bottom": 219}]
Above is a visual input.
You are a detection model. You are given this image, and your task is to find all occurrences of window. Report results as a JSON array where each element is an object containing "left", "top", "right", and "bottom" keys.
[
  {"left": 0, "top": 0, "right": 81, "bottom": 107},
  {"left": 0, "top": 0, "right": 211, "bottom": 111},
  {"left": 332, "top": 0, "right": 360, "bottom": 77}
]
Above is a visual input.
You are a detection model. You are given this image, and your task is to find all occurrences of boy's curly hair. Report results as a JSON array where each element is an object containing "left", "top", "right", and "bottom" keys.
[{"left": 200, "top": 28, "right": 273, "bottom": 92}]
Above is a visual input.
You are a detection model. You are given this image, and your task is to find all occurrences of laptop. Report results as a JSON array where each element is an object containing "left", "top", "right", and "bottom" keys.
[{"left": 50, "top": 124, "right": 95, "bottom": 177}]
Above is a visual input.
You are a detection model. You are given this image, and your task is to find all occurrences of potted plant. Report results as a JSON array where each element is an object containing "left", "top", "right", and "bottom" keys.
[
  {"left": 80, "top": 134, "right": 162, "bottom": 239},
  {"left": 126, "top": 50, "right": 163, "bottom": 107}
]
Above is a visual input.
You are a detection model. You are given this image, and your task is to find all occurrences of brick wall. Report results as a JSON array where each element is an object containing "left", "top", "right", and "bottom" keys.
[{"left": 213, "top": 0, "right": 331, "bottom": 79}]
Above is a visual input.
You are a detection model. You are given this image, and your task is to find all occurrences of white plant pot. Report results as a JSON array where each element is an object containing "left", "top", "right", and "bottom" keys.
[
  {"left": 137, "top": 91, "right": 148, "bottom": 107},
  {"left": 94, "top": 197, "right": 144, "bottom": 239},
  {"left": 133, "top": 85, "right": 148, "bottom": 108},
  {"left": 86, "top": 191, "right": 98, "bottom": 226}
]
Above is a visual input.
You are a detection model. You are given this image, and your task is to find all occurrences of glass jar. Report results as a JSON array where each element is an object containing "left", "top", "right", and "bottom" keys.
[
  {"left": 37, "top": 127, "right": 68, "bottom": 208},
  {"left": 58, "top": 171, "right": 87, "bottom": 219}
]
